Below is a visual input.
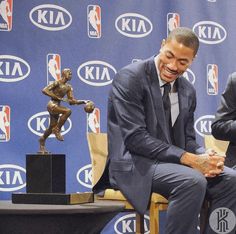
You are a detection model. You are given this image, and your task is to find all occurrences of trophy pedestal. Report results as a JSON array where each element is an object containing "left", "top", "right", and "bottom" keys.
[
  {"left": 12, "top": 154, "right": 94, "bottom": 205},
  {"left": 12, "top": 192, "right": 94, "bottom": 205}
]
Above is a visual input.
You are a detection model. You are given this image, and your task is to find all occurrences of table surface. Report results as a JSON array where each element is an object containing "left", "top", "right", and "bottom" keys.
[{"left": 0, "top": 199, "right": 125, "bottom": 215}]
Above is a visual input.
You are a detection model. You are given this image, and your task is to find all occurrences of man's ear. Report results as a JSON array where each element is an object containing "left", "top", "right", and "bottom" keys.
[
  {"left": 159, "top": 39, "right": 165, "bottom": 53},
  {"left": 161, "top": 39, "right": 165, "bottom": 48}
]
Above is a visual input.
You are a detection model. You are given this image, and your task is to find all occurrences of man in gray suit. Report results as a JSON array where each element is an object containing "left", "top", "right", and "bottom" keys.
[
  {"left": 212, "top": 73, "right": 236, "bottom": 169},
  {"left": 95, "top": 27, "right": 236, "bottom": 234}
]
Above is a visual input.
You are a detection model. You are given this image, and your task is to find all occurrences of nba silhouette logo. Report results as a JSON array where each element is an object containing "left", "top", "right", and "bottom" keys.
[
  {"left": 87, "top": 107, "right": 100, "bottom": 133},
  {"left": 207, "top": 64, "right": 218, "bottom": 95},
  {"left": 47, "top": 54, "right": 61, "bottom": 84},
  {"left": 87, "top": 5, "right": 101, "bottom": 38},
  {"left": 0, "top": 0, "right": 13, "bottom": 31},
  {"left": 0, "top": 105, "right": 10, "bottom": 142},
  {"left": 167, "top": 13, "right": 180, "bottom": 36}
]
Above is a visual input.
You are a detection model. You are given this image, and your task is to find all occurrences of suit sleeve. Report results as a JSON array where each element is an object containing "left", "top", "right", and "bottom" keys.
[
  {"left": 211, "top": 73, "right": 236, "bottom": 143},
  {"left": 111, "top": 69, "right": 185, "bottom": 163}
]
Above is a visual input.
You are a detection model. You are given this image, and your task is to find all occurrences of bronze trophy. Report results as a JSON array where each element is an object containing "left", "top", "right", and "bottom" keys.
[{"left": 12, "top": 68, "right": 95, "bottom": 205}]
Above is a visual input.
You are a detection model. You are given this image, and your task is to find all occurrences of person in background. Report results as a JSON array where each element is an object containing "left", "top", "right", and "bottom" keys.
[{"left": 211, "top": 72, "right": 236, "bottom": 169}]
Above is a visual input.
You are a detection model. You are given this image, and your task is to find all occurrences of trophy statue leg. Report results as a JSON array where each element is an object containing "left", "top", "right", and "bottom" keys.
[
  {"left": 51, "top": 110, "right": 71, "bottom": 141},
  {"left": 52, "top": 126, "right": 64, "bottom": 141},
  {"left": 38, "top": 137, "right": 50, "bottom": 154}
]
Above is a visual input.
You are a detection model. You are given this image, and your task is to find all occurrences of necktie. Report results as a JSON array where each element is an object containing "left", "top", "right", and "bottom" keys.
[{"left": 162, "top": 83, "right": 173, "bottom": 141}]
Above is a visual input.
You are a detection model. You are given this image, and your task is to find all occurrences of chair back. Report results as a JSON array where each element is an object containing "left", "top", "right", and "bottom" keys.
[
  {"left": 204, "top": 135, "right": 229, "bottom": 156},
  {"left": 87, "top": 132, "right": 108, "bottom": 186}
]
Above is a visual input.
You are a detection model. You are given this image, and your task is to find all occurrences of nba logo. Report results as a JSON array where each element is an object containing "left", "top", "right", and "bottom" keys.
[
  {"left": 87, "top": 5, "right": 101, "bottom": 38},
  {"left": 167, "top": 13, "right": 180, "bottom": 36},
  {"left": 0, "top": 0, "right": 13, "bottom": 31},
  {"left": 87, "top": 107, "right": 100, "bottom": 133},
  {"left": 47, "top": 54, "right": 61, "bottom": 84},
  {"left": 207, "top": 64, "right": 218, "bottom": 95},
  {"left": 0, "top": 105, "right": 10, "bottom": 142}
]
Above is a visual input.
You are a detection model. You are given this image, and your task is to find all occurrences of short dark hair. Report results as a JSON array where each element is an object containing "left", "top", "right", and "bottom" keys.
[{"left": 167, "top": 27, "right": 199, "bottom": 56}]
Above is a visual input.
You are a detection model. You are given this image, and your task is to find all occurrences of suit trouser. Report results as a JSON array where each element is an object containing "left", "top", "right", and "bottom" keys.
[{"left": 152, "top": 163, "right": 236, "bottom": 234}]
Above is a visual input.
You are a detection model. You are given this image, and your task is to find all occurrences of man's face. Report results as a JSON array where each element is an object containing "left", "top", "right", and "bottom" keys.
[{"left": 158, "top": 39, "right": 195, "bottom": 83}]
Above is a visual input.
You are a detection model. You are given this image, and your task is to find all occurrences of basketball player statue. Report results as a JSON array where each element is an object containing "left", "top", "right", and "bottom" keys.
[{"left": 39, "top": 68, "right": 94, "bottom": 154}]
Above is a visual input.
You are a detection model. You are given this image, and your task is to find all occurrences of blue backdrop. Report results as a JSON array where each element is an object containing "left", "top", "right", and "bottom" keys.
[{"left": 0, "top": 0, "right": 234, "bottom": 233}]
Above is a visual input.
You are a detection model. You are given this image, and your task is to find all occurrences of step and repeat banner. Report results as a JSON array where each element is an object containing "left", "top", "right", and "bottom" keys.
[{"left": 0, "top": 0, "right": 235, "bottom": 233}]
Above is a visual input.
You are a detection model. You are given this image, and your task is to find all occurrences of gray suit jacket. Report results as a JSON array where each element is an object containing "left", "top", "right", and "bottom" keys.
[
  {"left": 211, "top": 72, "right": 236, "bottom": 168},
  {"left": 94, "top": 57, "right": 204, "bottom": 214}
]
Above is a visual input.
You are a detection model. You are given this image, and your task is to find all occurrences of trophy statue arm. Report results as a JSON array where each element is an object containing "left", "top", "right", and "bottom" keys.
[
  {"left": 66, "top": 87, "right": 87, "bottom": 105},
  {"left": 42, "top": 82, "right": 62, "bottom": 101},
  {"left": 42, "top": 88, "right": 62, "bottom": 101}
]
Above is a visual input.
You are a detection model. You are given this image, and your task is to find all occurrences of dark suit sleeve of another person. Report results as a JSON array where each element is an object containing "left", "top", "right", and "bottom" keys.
[
  {"left": 212, "top": 72, "right": 236, "bottom": 143},
  {"left": 110, "top": 66, "right": 200, "bottom": 164}
]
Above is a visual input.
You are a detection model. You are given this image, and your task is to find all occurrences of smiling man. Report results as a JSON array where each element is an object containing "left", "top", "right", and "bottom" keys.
[{"left": 94, "top": 27, "right": 236, "bottom": 234}]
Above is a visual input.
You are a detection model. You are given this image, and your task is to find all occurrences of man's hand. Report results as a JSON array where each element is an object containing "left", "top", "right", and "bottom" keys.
[
  {"left": 180, "top": 152, "right": 225, "bottom": 177},
  {"left": 205, "top": 148, "right": 216, "bottom": 156}
]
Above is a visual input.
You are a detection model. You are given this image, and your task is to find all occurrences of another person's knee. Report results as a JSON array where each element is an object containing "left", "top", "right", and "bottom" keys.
[{"left": 225, "top": 169, "right": 236, "bottom": 192}]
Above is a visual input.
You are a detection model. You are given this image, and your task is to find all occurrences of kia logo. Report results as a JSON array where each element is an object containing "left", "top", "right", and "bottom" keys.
[
  {"left": 77, "top": 60, "right": 116, "bottom": 86},
  {"left": 27, "top": 111, "right": 72, "bottom": 137},
  {"left": 0, "top": 164, "right": 26, "bottom": 192},
  {"left": 0, "top": 55, "right": 30, "bottom": 82},
  {"left": 183, "top": 68, "right": 196, "bottom": 85},
  {"left": 194, "top": 115, "right": 215, "bottom": 137},
  {"left": 115, "top": 13, "right": 153, "bottom": 38},
  {"left": 29, "top": 4, "right": 72, "bottom": 31},
  {"left": 193, "top": 21, "right": 227, "bottom": 44},
  {"left": 114, "top": 213, "right": 150, "bottom": 234},
  {"left": 76, "top": 164, "right": 92, "bottom": 189}
]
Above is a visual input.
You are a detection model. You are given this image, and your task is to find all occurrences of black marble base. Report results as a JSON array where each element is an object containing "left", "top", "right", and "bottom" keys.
[
  {"left": 26, "top": 154, "right": 65, "bottom": 193},
  {"left": 12, "top": 192, "right": 94, "bottom": 205}
]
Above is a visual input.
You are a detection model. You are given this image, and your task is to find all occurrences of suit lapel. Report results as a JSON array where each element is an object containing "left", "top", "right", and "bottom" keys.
[
  {"left": 177, "top": 77, "right": 188, "bottom": 114},
  {"left": 145, "top": 58, "right": 171, "bottom": 143},
  {"left": 172, "top": 77, "right": 188, "bottom": 147}
]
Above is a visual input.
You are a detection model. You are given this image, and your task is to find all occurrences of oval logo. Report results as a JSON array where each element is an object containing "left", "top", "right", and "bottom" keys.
[
  {"left": 114, "top": 213, "right": 150, "bottom": 234},
  {"left": 183, "top": 68, "right": 196, "bottom": 85},
  {"left": 76, "top": 164, "right": 92, "bottom": 189},
  {"left": 27, "top": 111, "right": 72, "bottom": 137},
  {"left": 194, "top": 115, "right": 215, "bottom": 137},
  {"left": 193, "top": 21, "right": 227, "bottom": 44},
  {"left": 115, "top": 13, "right": 153, "bottom": 38},
  {"left": 29, "top": 4, "right": 72, "bottom": 31},
  {"left": 0, "top": 164, "right": 26, "bottom": 192},
  {"left": 0, "top": 55, "right": 30, "bottom": 82},
  {"left": 77, "top": 60, "right": 116, "bottom": 86}
]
